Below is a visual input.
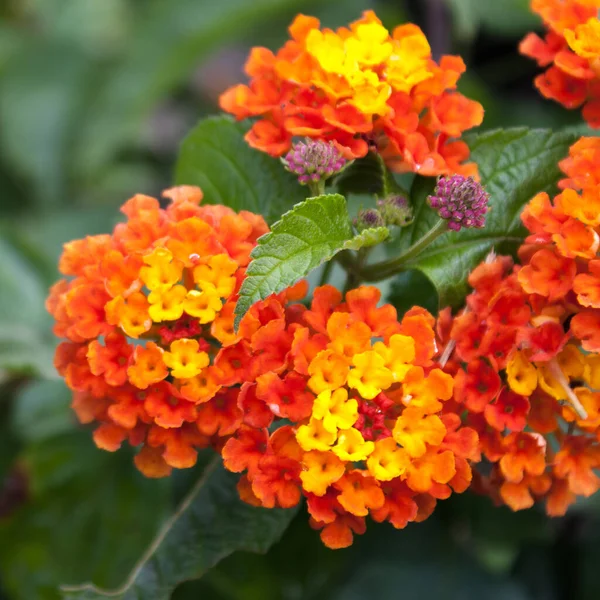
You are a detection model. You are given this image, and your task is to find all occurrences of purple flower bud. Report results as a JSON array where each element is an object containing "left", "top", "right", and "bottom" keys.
[
  {"left": 282, "top": 139, "right": 347, "bottom": 186},
  {"left": 428, "top": 175, "right": 489, "bottom": 232},
  {"left": 377, "top": 194, "right": 412, "bottom": 227},
  {"left": 355, "top": 208, "right": 385, "bottom": 232}
]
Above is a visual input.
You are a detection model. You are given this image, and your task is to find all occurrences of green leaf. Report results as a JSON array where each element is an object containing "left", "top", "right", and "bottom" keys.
[
  {"left": 0, "top": 236, "right": 55, "bottom": 378},
  {"left": 73, "top": 0, "right": 319, "bottom": 176},
  {"left": 0, "top": 39, "right": 90, "bottom": 206},
  {"left": 396, "top": 127, "right": 577, "bottom": 309},
  {"left": 60, "top": 460, "right": 297, "bottom": 600},
  {"left": 387, "top": 270, "right": 438, "bottom": 318},
  {"left": 12, "top": 380, "right": 74, "bottom": 444},
  {"left": 0, "top": 379, "right": 171, "bottom": 600},
  {"left": 234, "top": 194, "right": 387, "bottom": 328},
  {"left": 174, "top": 116, "right": 305, "bottom": 223},
  {"left": 335, "top": 152, "right": 406, "bottom": 198}
]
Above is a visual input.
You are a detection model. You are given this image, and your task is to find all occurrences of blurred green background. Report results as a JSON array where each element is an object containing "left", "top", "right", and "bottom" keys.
[{"left": 0, "top": 0, "right": 596, "bottom": 599}]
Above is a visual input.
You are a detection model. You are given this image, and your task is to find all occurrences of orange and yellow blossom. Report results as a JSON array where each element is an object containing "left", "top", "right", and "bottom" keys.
[
  {"left": 221, "top": 285, "right": 479, "bottom": 549},
  {"left": 520, "top": 0, "right": 600, "bottom": 127},
  {"left": 47, "top": 185, "right": 269, "bottom": 477},
  {"left": 219, "top": 11, "right": 483, "bottom": 177}
]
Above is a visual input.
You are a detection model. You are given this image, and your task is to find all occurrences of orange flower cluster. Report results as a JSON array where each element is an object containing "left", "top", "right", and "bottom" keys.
[
  {"left": 520, "top": 0, "right": 600, "bottom": 127},
  {"left": 440, "top": 135, "right": 600, "bottom": 514},
  {"left": 222, "top": 286, "right": 479, "bottom": 548},
  {"left": 47, "top": 185, "right": 481, "bottom": 548},
  {"left": 220, "top": 11, "right": 483, "bottom": 176},
  {"left": 46, "top": 186, "right": 270, "bottom": 477}
]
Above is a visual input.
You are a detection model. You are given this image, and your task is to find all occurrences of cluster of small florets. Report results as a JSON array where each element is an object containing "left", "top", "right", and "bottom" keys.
[
  {"left": 47, "top": 184, "right": 482, "bottom": 549},
  {"left": 220, "top": 10, "right": 483, "bottom": 176},
  {"left": 222, "top": 285, "right": 479, "bottom": 548},
  {"left": 47, "top": 186, "right": 269, "bottom": 477},
  {"left": 438, "top": 136, "right": 600, "bottom": 515},
  {"left": 520, "top": 0, "right": 600, "bottom": 127},
  {"left": 428, "top": 175, "right": 489, "bottom": 231},
  {"left": 282, "top": 139, "right": 347, "bottom": 185}
]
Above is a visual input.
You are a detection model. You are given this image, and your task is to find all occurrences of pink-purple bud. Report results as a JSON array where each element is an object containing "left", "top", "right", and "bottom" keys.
[
  {"left": 282, "top": 139, "right": 347, "bottom": 185},
  {"left": 355, "top": 208, "right": 385, "bottom": 232},
  {"left": 377, "top": 195, "right": 412, "bottom": 227},
  {"left": 428, "top": 175, "right": 489, "bottom": 232}
]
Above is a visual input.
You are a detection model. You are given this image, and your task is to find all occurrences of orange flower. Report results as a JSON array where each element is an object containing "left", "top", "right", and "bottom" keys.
[
  {"left": 453, "top": 359, "right": 502, "bottom": 413},
  {"left": 517, "top": 248, "right": 576, "bottom": 300},
  {"left": 521, "top": 1, "right": 600, "bottom": 127},
  {"left": 127, "top": 342, "right": 168, "bottom": 389},
  {"left": 335, "top": 470, "right": 385, "bottom": 516},
  {"left": 573, "top": 259, "right": 600, "bottom": 306}
]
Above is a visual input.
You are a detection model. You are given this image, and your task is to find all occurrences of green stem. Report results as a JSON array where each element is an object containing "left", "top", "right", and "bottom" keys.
[
  {"left": 342, "top": 248, "right": 369, "bottom": 293},
  {"left": 360, "top": 219, "right": 448, "bottom": 282},
  {"left": 308, "top": 179, "right": 325, "bottom": 197},
  {"left": 318, "top": 259, "right": 335, "bottom": 287}
]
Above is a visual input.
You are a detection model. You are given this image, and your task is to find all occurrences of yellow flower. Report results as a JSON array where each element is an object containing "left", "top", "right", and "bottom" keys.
[
  {"left": 386, "top": 26, "right": 433, "bottom": 93},
  {"left": 183, "top": 285, "right": 223, "bottom": 323},
  {"left": 333, "top": 428, "right": 374, "bottom": 461},
  {"left": 193, "top": 253, "right": 238, "bottom": 298},
  {"left": 305, "top": 29, "right": 348, "bottom": 74},
  {"left": 297, "top": 417, "right": 337, "bottom": 452},
  {"left": 348, "top": 350, "right": 393, "bottom": 399},
  {"left": 374, "top": 334, "right": 415, "bottom": 383},
  {"left": 367, "top": 437, "right": 410, "bottom": 481},
  {"left": 163, "top": 338, "right": 209, "bottom": 379},
  {"left": 347, "top": 70, "right": 391, "bottom": 116},
  {"left": 392, "top": 406, "right": 446, "bottom": 458},
  {"left": 140, "top": 247, "right": 184, "bottom": 291},
  {"left": 565, "top": 18, "right": 600, "bottom": 60},
  {"left": 312, "top": 388, "right": 358, "bottom": 433},
  {"left": 557, "top": 345, "right": 585, "bottom": 380},
  {"left": 506, "top": 350, "right": 538, "bottom": 396},
  {"left": 537, "top": 364, "right": 564, "bottom": 400},
  {"left": 307, "top": 349, "right": 349, "bottom": 395},
  {"left": 300, "top": 450, "right": 345, "bottom": 496},
  {"left": 345, "top": 22, "right": 393, "bottom": 66},
  {"left": 147, "top": 285, "right": 187, "bottom": 322},
  {"left": 584, "top": 355, "right": 600, "bottom": 389},
  {"left": 105, "top": 291, "right": 152, "bottom": 338}
]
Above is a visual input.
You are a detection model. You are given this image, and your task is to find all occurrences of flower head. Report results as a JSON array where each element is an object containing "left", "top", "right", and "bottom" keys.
[
  {"left": 220, "top": 11, "right": 483, "bottom": 176},
  {"left": 48, "top": 185, "right": 269, "bottom": 477},
  {"left": 439, "top": 135, "right": 600, "bottom": 517},
  {"left": 220, "top": 284, "right": 478, "bottom": 549},
  {"left": 520, "top": 2, "right": 600, "bottom": 128},
  {"left": 282, "top": 139, "right": 347, "bottom": 186},
  {"left": 428, "top": 175, "right": 489, "bottom": 231}
]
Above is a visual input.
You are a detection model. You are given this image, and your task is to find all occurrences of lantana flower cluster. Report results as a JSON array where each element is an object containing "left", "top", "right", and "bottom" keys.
[
  {"left": 220, "top": 11, "right": 483, "bottom": 176},
  {"left": 440, "top": 136, "right": 600, "bottom": 515},
  {"left": 222, "top": 285, "right": 479, "bottom": 548},
  {"left": 46, "top": 186, "right": 270, "bottom": 478},
  {"left": 520, "top": 0, "right": 600, "bottom": 127},
  {"left": 47, "top": 184, "right": 481, "bottom": 548}
]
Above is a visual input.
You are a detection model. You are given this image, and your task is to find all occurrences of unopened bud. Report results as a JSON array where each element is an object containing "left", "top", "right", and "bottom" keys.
[
  {"left": 282, "top": 139, "right": 347, "bottom": 185},
  {"left": 377, "top": 195, "right": 412, "bottom": 226},
  {"left": 428, "top": 175, "right": 490, "bottom": 232},
  {"left": 355, "top": 208, "right": 385, "bottom": 232}
]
